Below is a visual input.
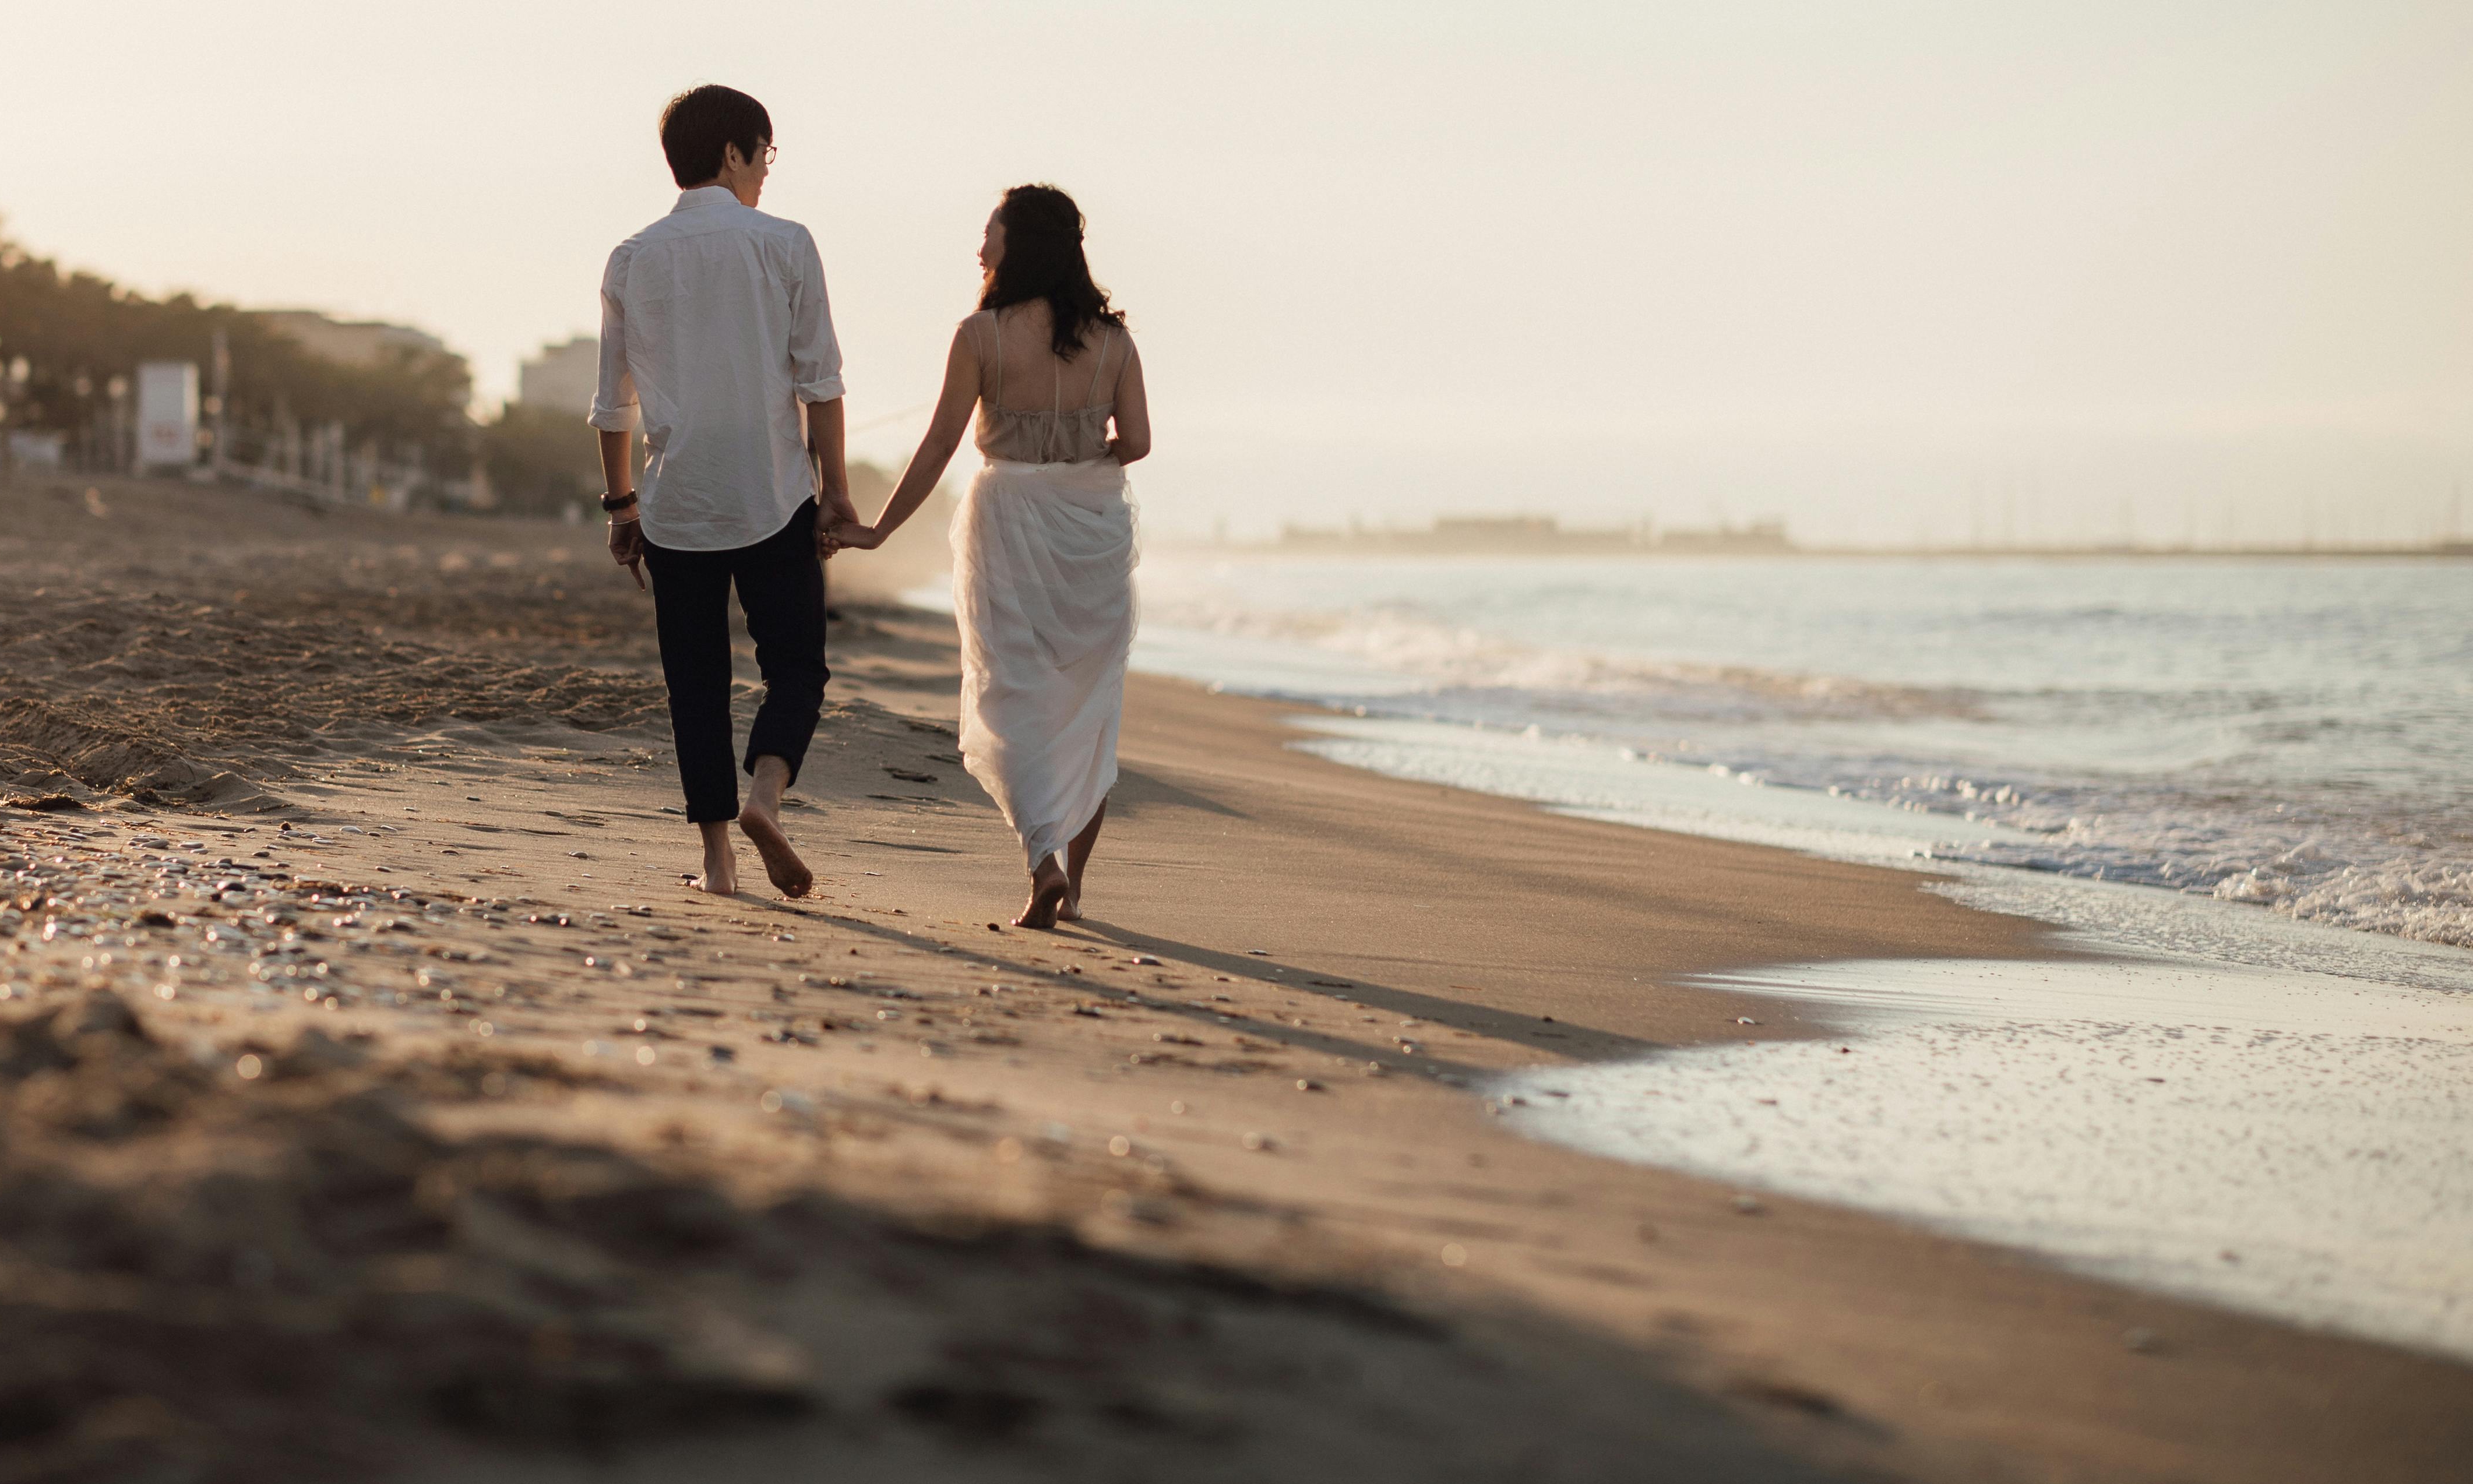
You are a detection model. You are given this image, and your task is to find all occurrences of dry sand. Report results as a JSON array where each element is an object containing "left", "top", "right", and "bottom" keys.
[{"left": 2, "top": 474, "right": 2468, "bottom": 1483}]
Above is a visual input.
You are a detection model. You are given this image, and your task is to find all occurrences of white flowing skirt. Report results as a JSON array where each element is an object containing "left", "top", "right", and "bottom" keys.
[{"left": 952, "top": 458, "right": 1138, "bottom": 869}]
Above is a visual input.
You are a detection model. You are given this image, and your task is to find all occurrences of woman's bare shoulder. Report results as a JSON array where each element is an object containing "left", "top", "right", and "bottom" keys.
[{"left": 952, "top": 311, "right": 997, "bottom": 355}]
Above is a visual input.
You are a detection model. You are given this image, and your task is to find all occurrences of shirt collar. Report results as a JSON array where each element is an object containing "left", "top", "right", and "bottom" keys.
[{"left": 671, "top": 185, "right": 740, "bottom": 213}]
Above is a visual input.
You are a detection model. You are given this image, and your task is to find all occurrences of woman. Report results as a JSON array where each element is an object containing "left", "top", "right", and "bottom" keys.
[{"left": 832, "top": 184, "right": 1150, "bottom": 928}]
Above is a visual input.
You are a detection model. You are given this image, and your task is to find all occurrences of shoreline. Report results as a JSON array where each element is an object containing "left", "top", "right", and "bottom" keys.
[
  {"left": 5, "top": 475, "right": 2471, "bottom": 1481},
  {"left": 1123, "top": 622, "right": 2473, "bottom": 1362}
]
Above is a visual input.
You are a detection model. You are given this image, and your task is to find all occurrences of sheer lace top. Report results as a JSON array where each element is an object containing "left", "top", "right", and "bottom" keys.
[{"left": 972, "top": 309, "right": 1120, "bottom": 465}]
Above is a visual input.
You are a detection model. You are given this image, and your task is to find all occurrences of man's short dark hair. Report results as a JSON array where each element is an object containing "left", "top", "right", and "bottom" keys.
[{"left": 659, "top": 85, "right": 772, "bottom": 188}]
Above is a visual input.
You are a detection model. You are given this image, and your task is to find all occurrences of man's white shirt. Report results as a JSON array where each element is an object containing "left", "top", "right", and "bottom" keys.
[{"left": 589, "top": 186, "right": 846, "bottom": 551}]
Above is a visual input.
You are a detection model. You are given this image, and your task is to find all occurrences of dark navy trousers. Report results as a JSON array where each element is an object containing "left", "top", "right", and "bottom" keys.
[{"left": 642, "top": 499, "right": 828, "bottom": 823}]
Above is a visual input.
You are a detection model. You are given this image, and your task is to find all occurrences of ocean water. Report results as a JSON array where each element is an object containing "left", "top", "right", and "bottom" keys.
[
  {"left": 1121, "top": 551, "right": 2473, "bottom": 1356},
  {"left": 1131, "top": 554, "right": 2473, "bottom": 949},
  {"left": 1494, "top": 950, "right": 2473, "bottom": 1360}
]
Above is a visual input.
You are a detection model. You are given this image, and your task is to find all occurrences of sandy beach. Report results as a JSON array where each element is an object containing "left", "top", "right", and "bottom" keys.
[{"left": 5, "top": 475, "right": 2470, "bottom": 1483}]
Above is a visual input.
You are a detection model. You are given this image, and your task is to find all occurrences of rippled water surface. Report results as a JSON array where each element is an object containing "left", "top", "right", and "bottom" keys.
[{"left": 1133, "top": 554, "right": 2473, "bottom": 947}]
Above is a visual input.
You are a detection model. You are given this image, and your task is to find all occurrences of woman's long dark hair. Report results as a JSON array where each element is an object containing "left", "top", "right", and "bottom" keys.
[{"left": 980, "top": 184, "right": 1125, "bottom": 362}]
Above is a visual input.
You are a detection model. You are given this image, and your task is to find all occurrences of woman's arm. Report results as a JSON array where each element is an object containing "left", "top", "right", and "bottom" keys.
[
  {"left": 1108, "top": 337, "right": 1150, "bottom": 465},
  {"left": 838, "top": 325, "right": 979, "bottom": 548}
]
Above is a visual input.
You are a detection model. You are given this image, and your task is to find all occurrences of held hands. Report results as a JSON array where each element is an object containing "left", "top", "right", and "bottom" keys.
[
  {"left": 816, "top": 485, "right": 864, "bottom": 559},
  {"left": 829, "top": 520, "right": 885, "bottom": 551}
]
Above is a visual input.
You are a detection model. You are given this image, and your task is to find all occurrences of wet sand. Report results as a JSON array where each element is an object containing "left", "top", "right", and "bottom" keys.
[{"left": 3, "top": 474, "right": 2468, "bottom": 1482}]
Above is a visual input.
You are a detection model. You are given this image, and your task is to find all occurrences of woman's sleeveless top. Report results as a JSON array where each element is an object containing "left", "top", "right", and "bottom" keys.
[{"left": 973, "top": 311, "right": 1119, "bottom": 464}]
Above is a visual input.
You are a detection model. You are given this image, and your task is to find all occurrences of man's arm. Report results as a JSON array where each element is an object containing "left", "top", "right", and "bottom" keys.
[
  {"left": 600, "top": 429, "right": 644, "bottom": 588},
  {"left": 785, "top": 225, "right": 852, "bottom": 554},
  {"left": 808, "top": 397, "right": 851, "bottom": 531},
  {"left": 587, "top": 249, "right": 647, "bottom": 588},
  {"left": 599, "top": 428, "right": 634, "bottom": 503}
]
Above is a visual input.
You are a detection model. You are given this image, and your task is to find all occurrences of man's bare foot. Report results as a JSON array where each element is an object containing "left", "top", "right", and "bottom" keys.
[
  {"left": 1016, "top": 861, "right": 1070, "bottom": 929},
  {"left": 737, "top": 801, "right": 813, "bottom": 898},
  {"left": 692, "top": 822, "right": 738, "bottom": 896},
  {"left": 738, "top": 756, "right": 812, "bottom": 898}
]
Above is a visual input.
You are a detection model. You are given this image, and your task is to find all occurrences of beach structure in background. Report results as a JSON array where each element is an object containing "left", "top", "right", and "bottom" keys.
[
  {"left": 5, "top": 429, "right": 64, "bottom": 470},
  {"left": 133, "top": 361, "right": 199, "bottom": 472},
  {"left": 516, "top": 335, "right": 598, "bottom": 418}
]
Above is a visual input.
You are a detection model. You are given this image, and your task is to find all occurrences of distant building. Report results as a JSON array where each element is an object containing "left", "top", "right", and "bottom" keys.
[
  {"left": 1433, "top": 515, "right": 1560, "bottom": 540},
  {"left": 1651, "top": 519, "right": 1791, "bottom": 554},
  {"left": 1266, "top": 514, "right": 1794, "bottom": 557},
  {"left": 258, "top": 309, "right": 448, "bottom": 368},
  {"left": 517, "top": 336, "right": 600, "bottom": 418},
  {"left": 1277, "top": 514, "right": 1650, "bottom": 556}
]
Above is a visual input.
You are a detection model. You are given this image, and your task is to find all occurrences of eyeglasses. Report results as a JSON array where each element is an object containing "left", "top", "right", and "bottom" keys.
[{"left": 760, "top": 143, "right": 778, "bottom": 165}]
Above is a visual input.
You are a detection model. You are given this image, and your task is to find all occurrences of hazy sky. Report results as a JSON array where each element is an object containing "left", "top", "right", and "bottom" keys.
[{"left": 4, "top": 1, "right": 2468, "bottom": 543}]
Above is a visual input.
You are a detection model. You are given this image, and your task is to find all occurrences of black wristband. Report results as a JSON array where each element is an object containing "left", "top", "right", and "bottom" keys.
[{"left": 600, "top": 491, "right": 638, "bottom": 513}]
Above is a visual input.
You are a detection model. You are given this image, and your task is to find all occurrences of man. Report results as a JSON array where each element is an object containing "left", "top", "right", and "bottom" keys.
[{"left": 591, "top": 84, "right": 855, "bottom": 897}]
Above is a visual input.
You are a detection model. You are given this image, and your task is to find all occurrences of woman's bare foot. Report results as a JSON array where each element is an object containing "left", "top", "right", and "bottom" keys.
[
  {"left": 1016, "top": 860, "right": 1071, "bottom": 929},
  {"left": 692, "top": 821, "right": 738, "bottom": 896},
  {"left": 1056, "top": 892, "right": 1083, "bottom": 922},
  {"left": 738, "top": 756, "right": 813, "bottom": 898}
]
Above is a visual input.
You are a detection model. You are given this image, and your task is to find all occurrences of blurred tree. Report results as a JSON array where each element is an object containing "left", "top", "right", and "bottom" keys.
[
  {"left": 0, "top": 226, "right": 471, "bottom": 478},
  {"left": 477, "top": 401, "right": 604, "bottom": 515}
]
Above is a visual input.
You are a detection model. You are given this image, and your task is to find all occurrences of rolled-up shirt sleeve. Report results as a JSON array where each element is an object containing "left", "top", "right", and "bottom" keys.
[
  {"left": 785, "top": 226, "right": 846, "bottom": 404},
  {"left": 587, "top": 246, "right": 640, "bottom": 432}
]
